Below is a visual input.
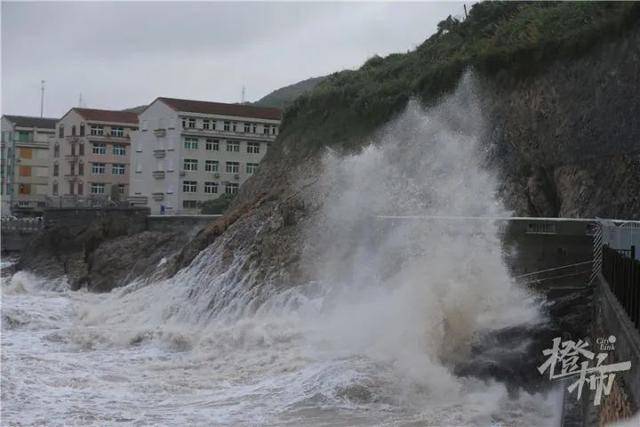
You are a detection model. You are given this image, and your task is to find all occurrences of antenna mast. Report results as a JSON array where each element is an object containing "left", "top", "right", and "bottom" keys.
[
  {"left": 40, "top": 80, "right": 45, "bottom": 117},
  {"left": 241, "top": 86, "right": 246, "bottom": 104}
]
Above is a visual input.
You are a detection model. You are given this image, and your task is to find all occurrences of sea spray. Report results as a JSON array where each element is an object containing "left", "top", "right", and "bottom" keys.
[{"left": 1, "top": 75, "right": 561, "bottom": 425}]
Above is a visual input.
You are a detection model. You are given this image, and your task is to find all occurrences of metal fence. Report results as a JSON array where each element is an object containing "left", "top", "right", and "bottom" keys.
[
  {"left": 602, "top": 244, "right": 640, "bottom": 330},
  {"left": 601, "top": 220, "right": 640, "bottom": 261}
]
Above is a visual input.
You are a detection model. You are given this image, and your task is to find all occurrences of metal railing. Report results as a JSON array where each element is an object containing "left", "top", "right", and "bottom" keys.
[{"left": 602, "top": 244, "right": 640, "bottom": 330}]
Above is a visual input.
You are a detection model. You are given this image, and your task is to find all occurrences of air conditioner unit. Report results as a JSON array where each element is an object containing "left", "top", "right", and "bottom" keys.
[{"left": 179, "top": 171, "right": 186, "bottom": 177}]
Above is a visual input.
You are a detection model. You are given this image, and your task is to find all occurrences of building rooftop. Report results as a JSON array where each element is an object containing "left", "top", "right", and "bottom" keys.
[
  {"left": 73, "top": 108, "right": 139, "bottom": 124},
  {"left": 156, "top": 97, "right": 282, "bottom": 121},
  {"left": 3, "top": 115, "right": 58, "bottom": 129}
]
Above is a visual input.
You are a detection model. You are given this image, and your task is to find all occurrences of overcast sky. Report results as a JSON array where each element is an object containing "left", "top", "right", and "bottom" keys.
[{"left": 2, "top": 1, "right": 466, "bottom": 118}]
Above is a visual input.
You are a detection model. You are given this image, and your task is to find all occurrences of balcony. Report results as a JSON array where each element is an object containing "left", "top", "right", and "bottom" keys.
[
  {"left": 180, "top": 126, "right": 277, "bottom": 141},
  {"left": 153, "top": 129, "right": 167, "bottom": 137},
  {"left": 65, "top": 136, "right": 81, "bottom": 142},
  {"left": 152, "top": 170, "right": 165, "bottom": 179},
  {"left": 87, "top": 133, "right": 130, "bottom": 142},
  {"left": 153, "top": 149, "right": 166, "bottom": 159},
  {"left": 151, "top": 192, "right": 165, "bottom": 201}
]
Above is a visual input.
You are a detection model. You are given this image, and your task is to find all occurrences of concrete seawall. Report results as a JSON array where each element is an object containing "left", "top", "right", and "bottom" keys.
[{"left": 146, "top": 214, "right": 221, "bottom": 233}]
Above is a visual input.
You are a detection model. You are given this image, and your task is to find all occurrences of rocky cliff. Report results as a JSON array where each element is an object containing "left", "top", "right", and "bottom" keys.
[{"left": 170, "top": 3, "right": 640, "bottom": 289}]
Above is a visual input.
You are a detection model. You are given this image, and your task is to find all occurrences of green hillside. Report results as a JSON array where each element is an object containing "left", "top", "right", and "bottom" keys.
[{"left": 281, "top": 1, "right": 640, "bottom": 156}]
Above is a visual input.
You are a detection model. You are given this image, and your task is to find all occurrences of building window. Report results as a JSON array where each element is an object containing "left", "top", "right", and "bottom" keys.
[
  {"left": 52, "top": 182, "right": 58, "bottom": 195},
  {"left": 53, "top": 163, "right": 59, "bottom": 177},
  {"left": 183, "top": 200, "right": 197, "bottom": 209},
  {"left": 92, "top": 143, "right": 106, "bottom": 155},
  {"left": 71, "top": 144, "right": 77, "bottom": 156},
  {"left": 112, "top": 164, "right": 126, "bottom": 175},
  {"left": 244, "top": 123, "right": 250, "bottom": 133},
  {"left": 188, "top": 118, "right": 196, "bottom": 128},
  {"left": 224, "top": 121, "right": 230, "bottom": 131},
  {"left": 246, "top": 163, "right": 259, "bottom": 174},
  {"left": 19, "top": 183, "right": 31, "bottom": 195},
  {"left": 71, "top": 125, "right": 76, "bottom": 136},
  {"left": 90, "top": 125, "right": 104, "bottom": 136},
  {"left": 19, "top": 166, "right": 31, "bottom": 177},
  {"left": 211, "top": 120, "right": 216, "bottom": 130},
  {"left": 79, "top": 163, "right": 84, "bottom": 176},
  {"left": 58, "top": 125, "right": 64, "bottom": 138},
  {"left": 203, "top": 119, "right": 210, "bottom": 130},
  {"left": 70, "top": 163, "right": 75, "bottom": 176},
  {"left": 183, "top": 159, "right": 198, "bottom": 171},
  {"left": 226, "top": 141, "right": 240, "bottom": 152},
  {"left": 80, "top": 124, "right": 85, "bottom": 136},
  {"left": 111, "top": 127, "right": 124, "bottom": 137},
  {"left": 118, "top": 184, "right": 126, "bottom": 194},
  {"left": 252, "top": 123, "right": 257, "bottom": 133},
  {"left": 232, "top": 122, "right": 238, "bottom": 132},
  {"left": 263, "top": 125, "right": 270, "bottom": 135},
  {"left": 272, "top": 126, "right": 278, "bottom": 135},
  {"left": 225, "top": 161, "right": 239, "bottom": 174},
  {"left": 225, "top": 183, "right": 239, "bottom": 195},
  {"left": 54, "top": 144, "right": 60, "bottom": 157},
  {"left": 205, "top": 139, "right": 219, "bottom": 151},
  {"left": 20, "top": 148, "right": 32, "bottom": 159},
  {"left": 69, "top": 182, "right": 75, "bottom": 195},
  {"left": 205, "top": 160, "right": 219, "bottom": 172},
  {"left": 78, "top": 182, "right": 84, "bottom": 195},
  {"left": 113, "top": 145, "right": 126, "bottom": 156},
  {"left": 183, "top": 181, "right": 197, "bottom": 193},
  {"left": 204, "top": 182, "right": 218, "bottom": 194},
  {"left": 247, "top": 142, "right": 260, "bottom": 154},
  {"left": 91, "top": 163, "right": 105, "bottom": 175},
  {"left": 184, "top": 137, "right": 198, "bottom": 150},
  {"left": 79, "top": 143, "right": 85, "bottom": 155},
  {"left": 17, "top": 131, "right": 32, "bottom": 142},
  {"left": 90, "top": 183, "right": 105, "bottom": 194}
]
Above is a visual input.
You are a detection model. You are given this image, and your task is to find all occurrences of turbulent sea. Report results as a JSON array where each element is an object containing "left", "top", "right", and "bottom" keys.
[{"left": 2, "top": 77, "right": 562, "bottom": 426}]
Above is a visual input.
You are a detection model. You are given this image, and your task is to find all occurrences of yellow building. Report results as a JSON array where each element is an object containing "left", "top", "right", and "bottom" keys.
[{"left": 1, "top": 115, "right": 57, "bottom": 215}]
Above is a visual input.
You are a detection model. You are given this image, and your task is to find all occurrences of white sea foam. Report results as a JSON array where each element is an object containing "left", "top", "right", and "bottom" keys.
[{"left": 1, "top": 76, "right": 561, "bottom": 426}]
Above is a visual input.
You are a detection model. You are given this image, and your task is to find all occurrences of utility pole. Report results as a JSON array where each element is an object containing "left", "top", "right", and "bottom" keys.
[{"left": 40, "top": 80, "right": 45, "bottom": 117}]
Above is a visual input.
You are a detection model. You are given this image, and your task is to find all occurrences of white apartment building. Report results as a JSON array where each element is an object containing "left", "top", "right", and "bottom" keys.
[
  {"left": 50, "top": 108, "right": 138, "bottom": 201},
  {"left": 1, "top": 115, "right": 57, "bottom": 215},
  {"left": 131, "top": 97, "right": 281, "bottom": 214}
]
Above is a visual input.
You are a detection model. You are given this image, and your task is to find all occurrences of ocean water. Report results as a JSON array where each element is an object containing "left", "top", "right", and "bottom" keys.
[{"left": 1, "top": 77, "right": 562, "bottom": 426}]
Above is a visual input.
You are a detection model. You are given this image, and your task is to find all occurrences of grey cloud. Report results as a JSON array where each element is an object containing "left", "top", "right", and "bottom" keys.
[{"left": 2, "top": 1, "right": 466, "bottom": 117}]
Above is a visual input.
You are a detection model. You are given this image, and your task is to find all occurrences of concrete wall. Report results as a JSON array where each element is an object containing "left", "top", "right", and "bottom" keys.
[
  {"left": 593, "top": 275, "right": 640, "bottom": 424},
  {"left": 44, "top": 207, "right": 149, "bottom": 235},
  {"left": 146, "top": 214, "right": 220, "bottom": 233},
  {"left": 500, "top": 218, "right": 594, "bottom": 286}
]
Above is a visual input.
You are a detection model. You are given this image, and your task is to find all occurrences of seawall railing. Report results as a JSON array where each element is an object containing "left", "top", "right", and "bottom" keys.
[{"left": 602, "top": 244, "right": 640, "bottom": 330}]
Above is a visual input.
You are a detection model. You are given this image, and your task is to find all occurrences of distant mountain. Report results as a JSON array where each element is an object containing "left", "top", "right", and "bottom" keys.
[
  {"left": 253, "top": 76, "right": 326, "bottom": 109},
  {"left": 120, "top": 77, "right": 325, "bottom": 114}
]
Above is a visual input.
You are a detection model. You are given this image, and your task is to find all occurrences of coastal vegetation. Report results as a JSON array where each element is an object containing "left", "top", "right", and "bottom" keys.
[{"left": 281, "top": 1, "right": 640, "bottom": 156}]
